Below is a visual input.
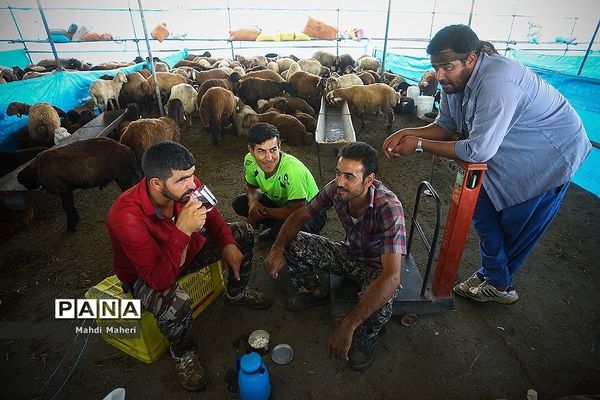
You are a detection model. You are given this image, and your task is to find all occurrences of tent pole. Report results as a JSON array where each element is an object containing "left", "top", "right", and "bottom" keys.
[
  {"left": 467, "top": 0, "right": 475, "bottom": 27},
  {"left": 577, "top": 19, "right": 599, "bottom": 76},
  {"left": 137, "top": 0, "right": 165, "bottom": 116},
  {"left": 128, "top": 0, "right": 142, "bottom": 57},
  {"left": 7, "top": 2, "right": 33, "bottom": 64},
  {"left": 379, "top": 0, "right": 392, "bottom": 79},
  {"left": 226, "top": 0, "right": 235, "bottom": 60},
  {"left": 35, "top": 0, "right": 60, "bottom": 69}
]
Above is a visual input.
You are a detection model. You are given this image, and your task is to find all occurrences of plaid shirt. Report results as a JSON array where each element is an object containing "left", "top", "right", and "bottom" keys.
[{"left": 306, "top": 179, "right": 406, "bottom": 267}]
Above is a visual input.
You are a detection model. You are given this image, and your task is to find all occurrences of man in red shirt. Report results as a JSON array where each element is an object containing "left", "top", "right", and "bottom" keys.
[{"left": 107, "top": 141, "right": 271, "bottom": 391}]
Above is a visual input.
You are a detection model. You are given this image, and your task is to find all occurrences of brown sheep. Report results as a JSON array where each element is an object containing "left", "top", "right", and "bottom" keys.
[
  {"left": 356, "top": 71, "right": 376, "bottom": 85},
  {"left": 242, "top": 111, "right": 312, "bottom": 146},
  {"left": 17, "top": 138, "right": 140, "bottom": 231},
  {"left": 147, "top": 72, "right": 187, "bottom": 100},
  {"left": 196, "top": 72, "right": 241, "bottom": 104},
  {"left": 260, "top": 99, "right": 316, "bottom": 133},
  {"left": 121, "top": 71, "right": 153, "bottom": 112},
  {"left": 257, "top": 96, "right": 316, "bottom": 117},
  {"left": 326, "top": 83, "right": 400, "bottom": 129},
  {"left": 286, "top": 71, "right": 327, "bottom": 111},
  {"left": 120, "top": 116, "right": 180, "bottom": 165},
  {"left": 234, "top": 77, "right": 293, "bottom": 108},
  {"left": 193, "top": 68, "right": 231, "bottom": 89},
  {"left": 242, "top": 69, "right": 284, "bottom": 82},
  {"left": 199, "top": 86, "right": 237, "bottom": 145}
]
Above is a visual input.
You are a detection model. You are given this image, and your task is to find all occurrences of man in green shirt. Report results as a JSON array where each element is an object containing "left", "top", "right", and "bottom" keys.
[{"left": 232, "top": 123, "right": 326, "bottom": 240}]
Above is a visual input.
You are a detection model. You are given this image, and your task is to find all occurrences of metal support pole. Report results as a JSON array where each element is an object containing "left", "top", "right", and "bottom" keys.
[
  {"left": 137, "top": 0, "right": 164, "bottom": 116},
  {"left": 226, "top": 0, "right": 235, "bottom": 60},
  {"left": 128, "top": 0, "right": 142, "bottom": 57},
  {"left": 379, "top": 0, "right": 392, "bottom": 78},
  {"left": 467, "top": 0, "right": 475, "bottom": 27},
  {"left": 7, "top": 2, "right": 33, "bottom": 64},
  {"left": 35, "top": 0, "right": 60, "bottom": 69},
  {"left": 578, "top": 19, "right": 599, "bottom": 76}
]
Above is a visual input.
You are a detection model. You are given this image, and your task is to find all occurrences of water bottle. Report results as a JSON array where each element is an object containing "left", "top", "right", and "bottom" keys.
[{"left": 237, "top": 351, "right": 271, "bottom": 400}]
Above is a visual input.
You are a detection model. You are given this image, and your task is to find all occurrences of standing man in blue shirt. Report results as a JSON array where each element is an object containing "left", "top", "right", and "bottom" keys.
[{"left": 383, "top": 24, "right": 591, "bottom": 304}]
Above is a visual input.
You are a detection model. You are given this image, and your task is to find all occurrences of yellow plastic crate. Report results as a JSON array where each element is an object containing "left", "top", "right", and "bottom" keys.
[{"left": 85, "top": 261, "right": 225, "bottom": 363}]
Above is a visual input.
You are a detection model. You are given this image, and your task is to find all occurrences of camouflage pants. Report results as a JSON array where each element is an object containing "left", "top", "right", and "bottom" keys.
[
  {"left": 284, "top": 232, "right": 400, "bottom": 350},
  {"left": 122, "top": 222, "right": 254, "bottom": 354}
]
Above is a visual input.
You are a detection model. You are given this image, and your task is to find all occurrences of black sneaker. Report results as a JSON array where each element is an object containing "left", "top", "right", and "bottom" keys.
[
  {"left": 348, "top": 337, "right": 377, "bottom": 371},
  {"left": 285, "top": 292, "right": 330, "bottom": 312},
  {"left": 224, "top": 287, "right": 273, "bottom": 309},
  {"left": 170, "top": 348, "right": 208, "bottom": 391}
]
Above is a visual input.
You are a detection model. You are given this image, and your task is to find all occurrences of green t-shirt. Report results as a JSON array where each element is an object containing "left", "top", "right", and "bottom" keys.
[{"left": 244, "top": 152, "right": 319, "bottom": 206}]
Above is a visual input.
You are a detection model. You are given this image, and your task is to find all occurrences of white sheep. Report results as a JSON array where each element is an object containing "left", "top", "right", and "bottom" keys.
[
  {"left": 326, "top": 83, "right": 400, "bottom": 129},
  {"left": 356, "top": 56, "right": 382, "bottom": 73},
  {"left": 168, "top": 83, "right": 198, "bottom": 126},
  {"left": 90, "top": 71, "right": 128, "bottom": 110},
  {"left": 6, "top": 102, "right": 66, "bottom": 145},
  {"left": 233, "top": 104, "right": 257, "bottom": 136},
  {"left": 153, "top": 62, "right": 169, "bottom": 72},
  {"left": 297, "top": 58, "right": 323, "bottom": 76},
  {"left": 325, "top": 74, "right": 364, "bottom": 93}
]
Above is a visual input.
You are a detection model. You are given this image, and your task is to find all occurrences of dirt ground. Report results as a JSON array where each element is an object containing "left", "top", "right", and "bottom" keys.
[{"left": 0, "top": 110, "right": 599, "bottom": 400}]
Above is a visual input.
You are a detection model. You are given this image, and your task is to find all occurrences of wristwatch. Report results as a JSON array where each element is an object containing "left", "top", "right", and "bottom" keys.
[{"left": 415, "top": 137, "right": 424, "bottom": 154}]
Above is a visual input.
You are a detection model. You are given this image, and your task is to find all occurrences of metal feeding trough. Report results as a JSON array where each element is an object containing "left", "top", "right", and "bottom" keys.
[{"left": 315, "top": 97, "right": 356, "bottom": 176}]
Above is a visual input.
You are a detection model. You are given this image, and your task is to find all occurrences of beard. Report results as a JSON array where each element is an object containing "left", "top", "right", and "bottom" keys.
[
  {"left": 161, "top": 186, "right": 193, "bottom": 203},
  {"left": 440, "top": 68, "right": 470, "bottom": 94}
]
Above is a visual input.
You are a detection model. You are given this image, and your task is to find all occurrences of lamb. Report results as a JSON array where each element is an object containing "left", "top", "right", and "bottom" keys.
[
  {"left": 333, "top": 54, "right": 355, "bottom": 73},
  {"left": 275, "top": 57, "right": 296, "bottom": 72},
  {"left": 285, "top": 62, "right": 302, "bottom": 80},
  {"left": 199, "top": 86, "right": 238, "bottom": 145},
  {"left": 17, "top": 137, "right": 141, "bottom": 232},
  {"left": 266, "top": 61, "right": 279, "bottom": 73},
  {"left": 419, "top": 70, "right": 439, "bottom": 96},
  {"left": 6, "top": 102, "right": 66, "bottom": 145},
  {"left": 233, "top": 103, "right": 257, "bottom": 136},
  {"left": 193, "top": 68, "right": 231, "bottom": 89},
  {"left": 312, "top": 51, "right": 336, "bottom": 69},
  {"left": 146, "top": 72, "right": 187, "bottom": 100},
  {"left": 173, "top": 60, "right": 211, "bottom": 70},
  {"left": 297, "top": 58, "right": 323, "bottom": 76},
  {"left": 257, "top": 96, "right": 316, "bottom": 117},
  {"left": 242, "top": 111, "right": 312, "bottom": 146},
  {"left": 355, "top": 71, "right": 377, "bottom": 85},
  {"left": 236, "top": 55, "right": 268, "bottom": 70},
  {"left": 168, "top": 83, "right": 199, "bottom": 125},
  {"left": 171, "top": 66, "right": 198, "bottom": 80},
  {"left": 325, "top": 74, "right": 364, "bottom": 92},
  {"left": 121, "top": 71, "right": 153, "bottom": 112},
  {"left": 286, "top": 71, "right": 327, "bottom": 110},
  {"left": 120, "top": 115, "right": 180, "bottom": 165},
  {"left": 234, "top": 77, "right": 292, "bottom": 108},
  {"left": 326, "top": 83, "right": 400, "bottom": 129},
  {"left": 166, "top": 98, "right": 185, "bottom": 127},
  {"left": 356, "top": 56, "right": 382, "bottom": 73},
  {"left": 89, "top": 71, "right": 128, "bottom": 110},
  {"left": 153, "top": 61, "right": 169, "bottom": 72},
  {"left": 197, "top": 73, "right": 241, "bottom": 103},
  {"left": 258, "top": 98, "right": 316, "bottom": 133}
]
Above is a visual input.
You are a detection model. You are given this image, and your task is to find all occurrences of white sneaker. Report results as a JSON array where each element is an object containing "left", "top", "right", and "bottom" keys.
[
  {"left": 466, "top": 283, "right": 519, "bottom": 304},
  {"left": 453, "top": 274, "right": 484, "bottom": 298}
]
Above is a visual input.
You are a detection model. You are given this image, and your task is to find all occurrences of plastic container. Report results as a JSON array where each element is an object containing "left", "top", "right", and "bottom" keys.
[
  {"left": 406, "top": 86, "right": 420, "bottom": 104},
  {"left": 85, "top": 261, "right": 224, "bottom": 363},
  {"left": 417, "top": 95, "right": 435, "bottom": 117},
  {"left": 238, "top": 352, "right": 271, "bottom": 400}
]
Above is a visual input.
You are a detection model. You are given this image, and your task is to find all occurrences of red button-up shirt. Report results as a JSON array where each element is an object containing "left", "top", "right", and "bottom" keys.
[{"left": 107, "top": 176, "right": 236, "bottom": 290}]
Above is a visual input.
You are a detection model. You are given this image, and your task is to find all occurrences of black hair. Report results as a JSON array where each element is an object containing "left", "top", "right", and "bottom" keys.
[
  {"left": 427, "top": 24, "right": 481, "bottom": 55},
  {"left": 247, "top": 122, "right": 281, "bottom": 148},
  {"left": 340, "top": 141, "right": 378, "bottom": 178},
  {"left": 141, "top": 141, "right": 195, "bottom": 181},
  {"left": 427, "top": 25, "right": 499, "bottom": 57}
]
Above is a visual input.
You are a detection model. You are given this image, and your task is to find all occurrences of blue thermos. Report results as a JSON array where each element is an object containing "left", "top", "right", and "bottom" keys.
[{"left": 238, "top": 351, "right": 271, "bottom": 400}]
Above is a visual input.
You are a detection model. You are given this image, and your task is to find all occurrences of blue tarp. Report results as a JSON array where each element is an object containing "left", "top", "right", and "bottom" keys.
[
  {"left": 0, "top": 48, "right": 188, "bottom": 151},
  {"left": 378, "top": 49, "right": 600, "bottom": 199},
  {"left": 0, "top": 49, "right": 30, "bottom": 68}
]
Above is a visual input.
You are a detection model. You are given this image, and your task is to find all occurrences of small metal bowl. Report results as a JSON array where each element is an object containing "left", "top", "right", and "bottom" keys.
[
  {"left": 248, "top": 329, "right": 270, "bottom": 356},
  {"left": 271, "top": 343, "right": 294, "bottom": 365}
]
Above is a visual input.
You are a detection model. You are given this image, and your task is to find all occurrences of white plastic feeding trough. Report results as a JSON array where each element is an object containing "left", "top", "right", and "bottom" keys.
[{"left": 315, "top": 97, "right": 356, "bottom": 175}]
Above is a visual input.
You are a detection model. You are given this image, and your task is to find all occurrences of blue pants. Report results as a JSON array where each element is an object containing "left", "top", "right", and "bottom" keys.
[{"left": 472, "top": 182, "right": 570, "bottom": 288}]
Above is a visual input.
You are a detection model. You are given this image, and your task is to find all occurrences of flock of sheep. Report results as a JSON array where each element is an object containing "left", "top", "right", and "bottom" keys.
[{"left": 1, "top": 50, "right": 439, "bottom": 233}]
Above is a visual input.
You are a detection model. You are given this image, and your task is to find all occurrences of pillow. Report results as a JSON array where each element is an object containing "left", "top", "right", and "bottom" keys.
[
  {"left": 294, "top": 32, "right": 311, "bottom": 41},
  {"left": 277, "top": 31, "right": 295, "bottom": 41},
  {"left": 229, "top": 26, "right": 262, "bottom": 41},
  {"left": 50, "top": 34, "right": 70, "bottom": 43},
  {"left": 256, "top": 32, "right": 276, "bottom": 41},
  {"left": 302, "top": 16, "right": 337, "bottom": 40}
]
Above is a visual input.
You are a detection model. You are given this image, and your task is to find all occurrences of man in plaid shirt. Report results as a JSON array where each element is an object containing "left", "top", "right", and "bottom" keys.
[{"left": 265, "top": 142, "right": 406, "bottom": 371}]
